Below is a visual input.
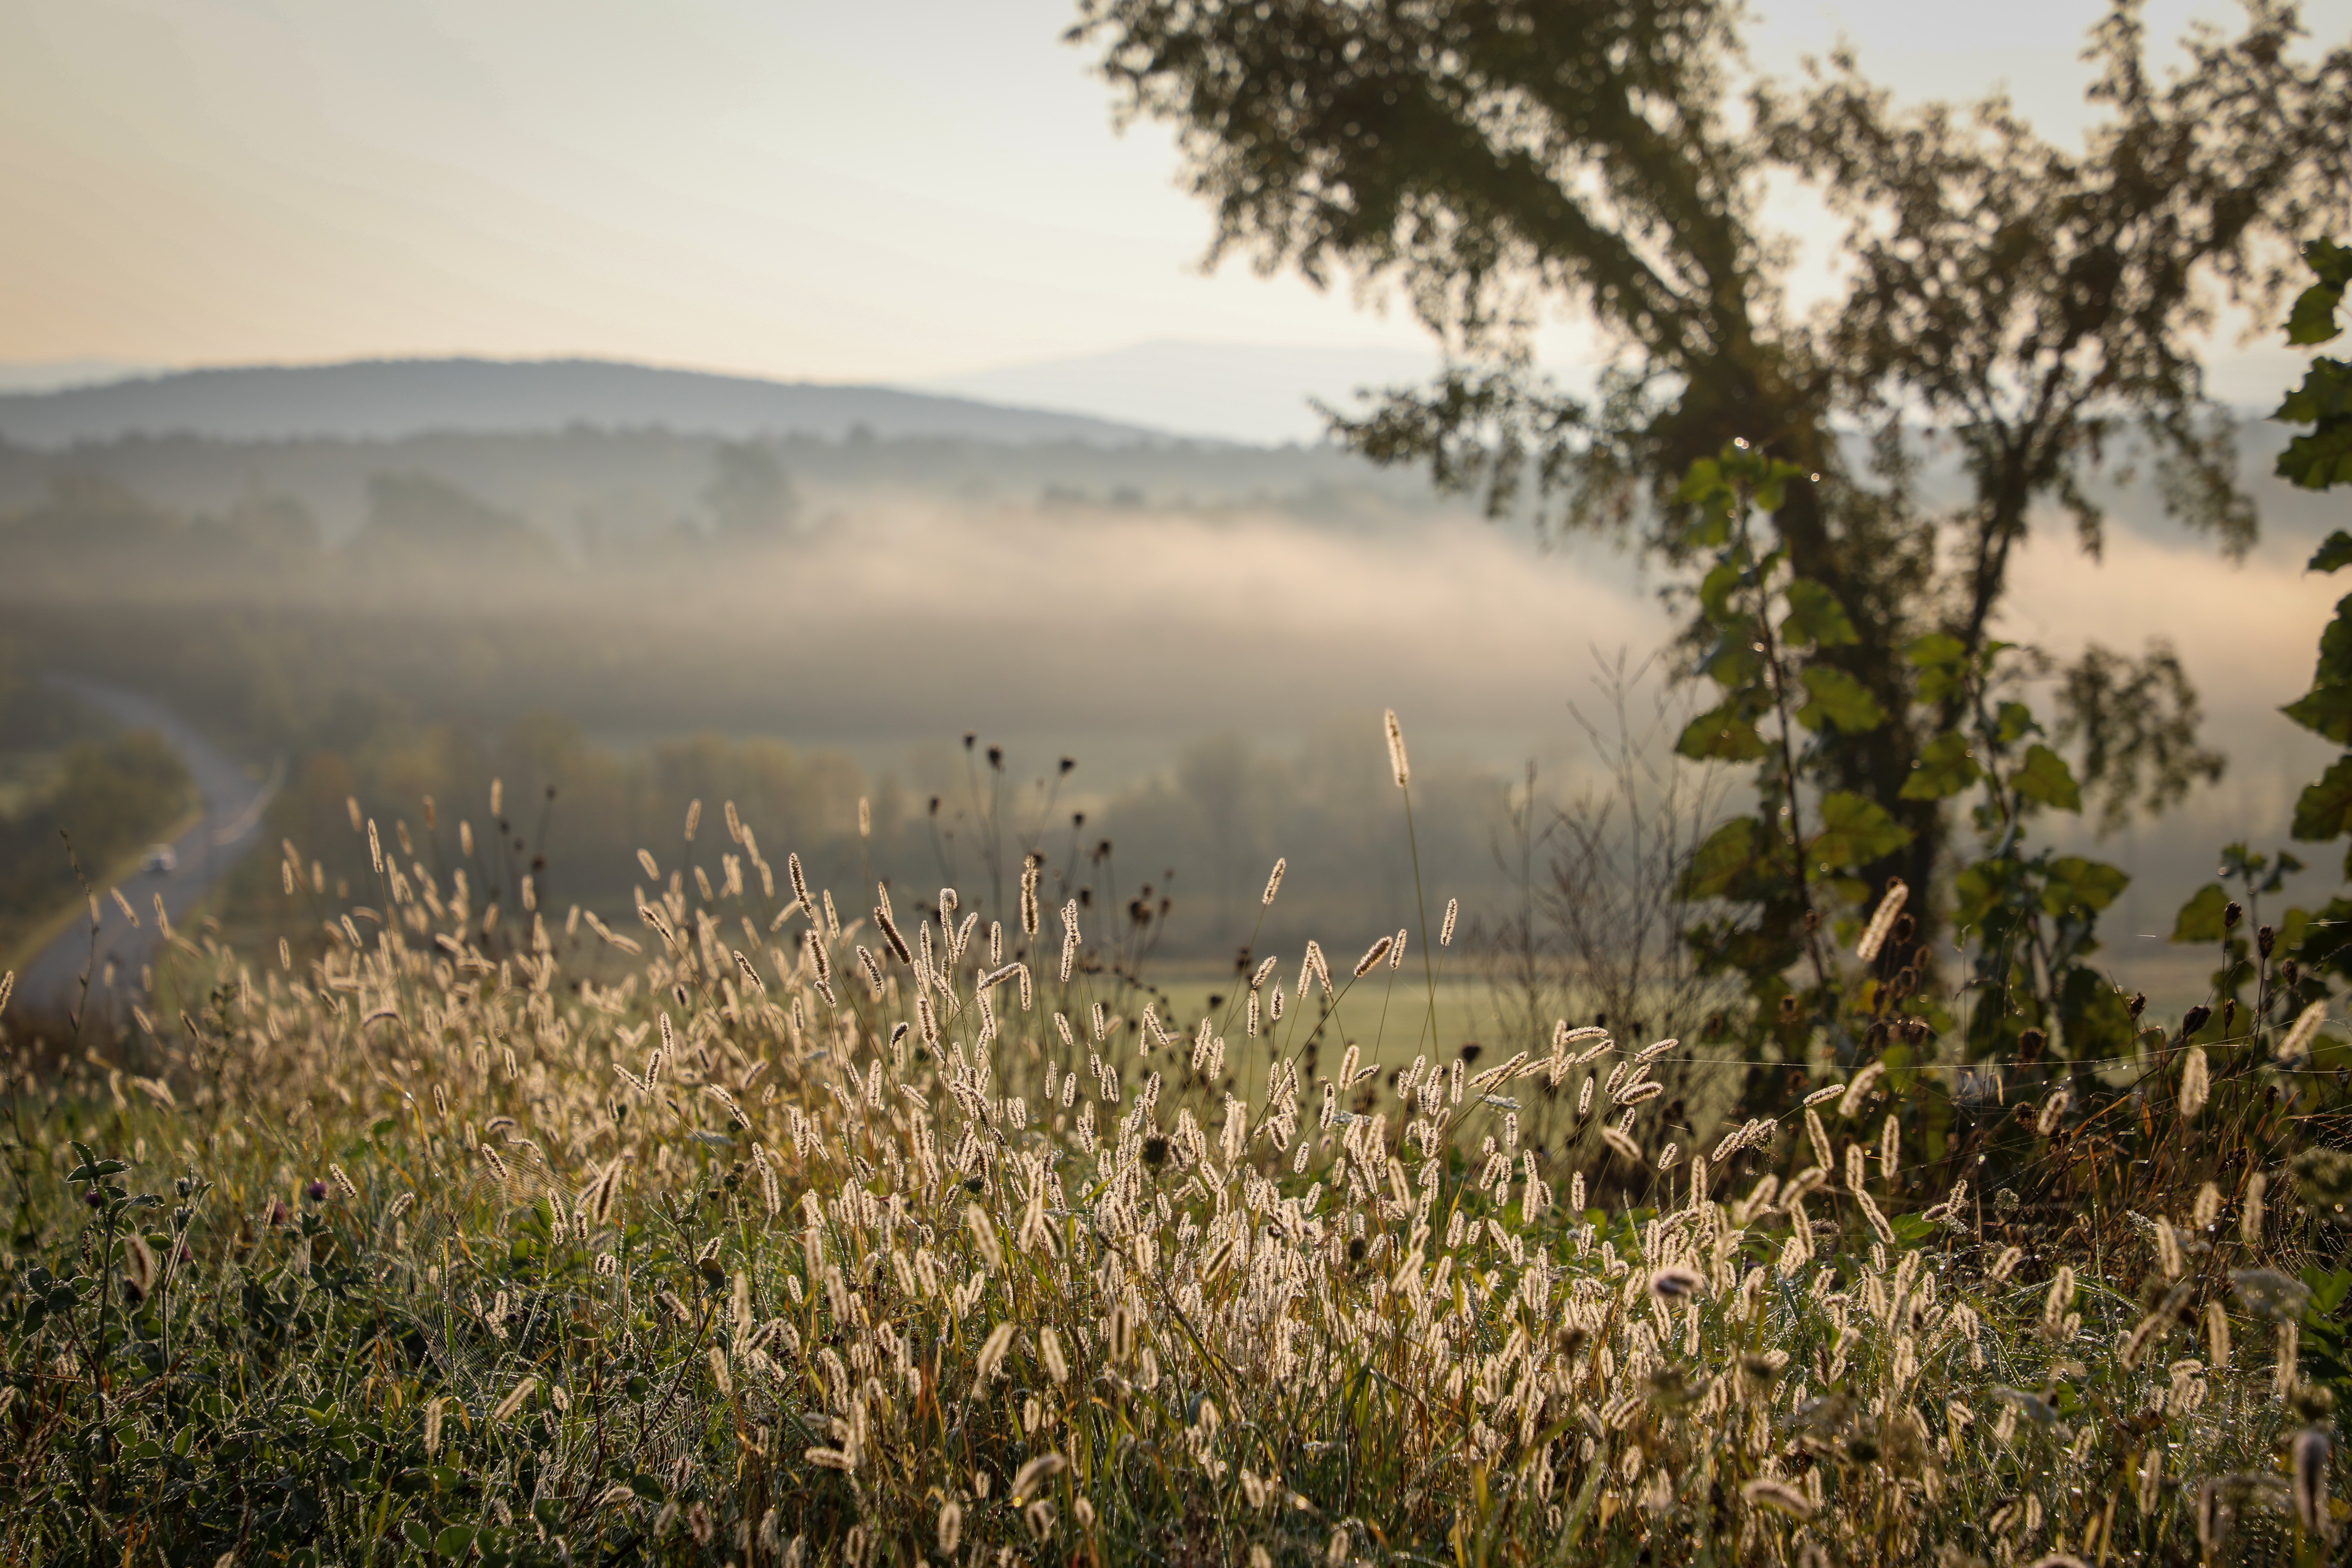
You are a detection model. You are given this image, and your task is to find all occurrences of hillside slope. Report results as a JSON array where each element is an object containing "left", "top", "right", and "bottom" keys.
[{"left": 0, "top": 358, "right": 1168, "bottom": 448}]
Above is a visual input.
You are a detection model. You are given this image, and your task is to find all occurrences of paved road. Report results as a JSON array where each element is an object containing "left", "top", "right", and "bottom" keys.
[{"left": 11, "top": 674, "right": 278, "bottom": 1026}]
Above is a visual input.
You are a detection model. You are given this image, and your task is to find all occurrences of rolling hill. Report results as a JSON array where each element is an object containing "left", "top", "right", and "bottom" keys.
[{"left": 0, "top": 357, "right": 1169, "bottom": 449}]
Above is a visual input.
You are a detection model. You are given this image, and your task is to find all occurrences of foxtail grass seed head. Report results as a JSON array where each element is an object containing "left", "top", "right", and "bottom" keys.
[
  {"left": 938, "top": 1502, "right": 962, "bottom": 1555},
  {"left": 1384, "top": 708, "right": 1409, "bottom": 787},
  {"left": 976, "top": 1321, "right": 1016, "bottom": 1382},
  {"left": 1856, "top": 878, "right": 1908, "bottom": 961},
  {"left": 2043, "top": 1267, "right": 2076, "bottom": 1338},
  {"left": 2280, "top": 1000, "right": 2329, "bottom": 1064},
  {"left": 489, "top": 778, "right": 501, "bottom": 816},
  {"left": 1742, "top": 1479, "right": 1814, "bottom": 1520},
  {"left": 2036, "top": 1085, "right": 2071, "bottom": 1136},
  {"left": 1262, "top": 858, "right": 1286, "bottom": 905},
  {"left": 683, "top": 799, "right": 701, "bottom": 841},
  {"left": 122, "top": 1231, "right": 156, "bottom": 1298},
  {"left": 874, "top": 902, "right": 911, "bottom": 966},
  {"left": 2206, "top": 1300, "right": 2233, "bottom": 1367},
  {"left": 1441, "top": 898, "right": 1458, "bottom": 947},
  {"left": 1836, "top": 1061, "right": 1884, "bottom": 1119},
  {"left": 1354, "top": 936, "right": 1392, "bottom": 977},
  {"left": 1651, "top": 1264, "right": 1704, "bottom": 1300},
  {"left": 707, "top": 1344, "right": 732, "bottom": 1395},
  {"left": 858, "top": 796, "right": 870, "bottom": 838},
  {"left": 1806, "top": 1108, "right": 1835, "bottom": 1172},
  {"left": 492, "top": 1377, "right": 538, "bottom": 1423},
  {"left": 2180, "top": 1046, "right": 2210, "bottom": 1119},
  {"left": 2244, "top": 1171, "right": 2268, "bottom": 1242},
  {"left": 424, "top": 1396, "right": 445, "bottom": 1458}
]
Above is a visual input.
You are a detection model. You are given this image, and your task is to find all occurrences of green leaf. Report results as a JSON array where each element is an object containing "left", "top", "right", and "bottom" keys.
[
  {"left": 2305, "top": 1265, "right": 2352, "bottom": 1315},
  {"left": 2294, "top": 755, "right": 2352, "bottom": 842},
  {"left": 1904, "top": 633, "right": 1967, "bottom": 669},
  {"left": 1900, "top": 732, "right": 1982, "bottom": 800},
  {"left": 435, "top": 1525, "right": 476, "bottom": 1558},
  {"left": 2275, "top": 357, "right": 2352, "bottom": 490},
  {"left": 404, "top": 1520, "right": 435, "bottom": 1552},
  {"left": 2042, "top": 856, "right": 2129, "bottom": 916},
  {"left": 2010, "top": 745, "right": 2082, "bottom": 812},
  {"left": 2171, "top": 883, "right": 2230, "bottom": 943},
  {"left": 2304, "top": 237, "right": 2352, "bottom": 293},
  {"left": 1676, "top": 703, "right": 1768, "bottom": 761},
  {"left": 1795, "top": 666, "right": 1885, "bottom": 733},
  {"left": 1904, "top": 633, "right": 1970, "bottom": 705},
  {"left": 2288, "top": 282, "right": 2347, "bottom": 346},
  {"left": 2283, "top": 684, "right": 2352, "bottom": 744},
  {"left": 1697, "top": 559, "right": 1743, "bottom": 621},
  {"left": 1680, "top": 818, "right": 1766, "bottom": 901},
  {"left": 1994, "top": 702, "right": 2040, "bottom": 745},
  {"left": 2282, "top": 593, "right": 2352, "bottom": 742},
  {"left": 1674, "top": 457, "right": 1723, "bottom": 504},
  {"left": 2311, "top": 532, "right": 2352, "bottom": 573},
  {"left": 1779, "top": 579, "right": 1858, "bottom": 648},
  {"left": 1808, "top": 792, "right": 1911, "bottom": 873}
]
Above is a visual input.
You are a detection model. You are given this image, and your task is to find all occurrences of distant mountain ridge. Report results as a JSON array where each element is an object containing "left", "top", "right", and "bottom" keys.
[{"left": 0, "top": 358, "right": 1174, "bottom": 449}]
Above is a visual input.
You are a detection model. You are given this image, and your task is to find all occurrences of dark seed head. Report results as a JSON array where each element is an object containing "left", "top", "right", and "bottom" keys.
[
  {"left": 1142, "top": 1137, "right": 1169, "bottom": 1170},
  {"left": 305, "top": 1180, "right": 329, "bottom": 1204},
  {"left": 2224, "top": 900, "right": 2243, "bottom": 930},
  {"left": 1346, "top": 1237, "right": 1367, "bottom": 1264}
]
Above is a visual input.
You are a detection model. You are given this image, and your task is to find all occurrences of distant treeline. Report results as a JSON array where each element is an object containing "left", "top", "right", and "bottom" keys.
[{"left": 0, "top": 424, "right": 1448, "bottom": 568}]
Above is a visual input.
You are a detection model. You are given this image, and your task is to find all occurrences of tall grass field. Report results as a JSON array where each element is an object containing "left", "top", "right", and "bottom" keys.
[{"left": 2, "top": 724, "right": 2348, "bottom": 1568}]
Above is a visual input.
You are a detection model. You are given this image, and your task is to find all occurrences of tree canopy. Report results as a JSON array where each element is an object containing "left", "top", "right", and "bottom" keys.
[{"left": 1076, "top": 0, "right": 2352, "bottom": 1035}]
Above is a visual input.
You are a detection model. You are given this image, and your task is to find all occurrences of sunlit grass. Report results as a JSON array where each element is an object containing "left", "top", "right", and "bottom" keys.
[{"left": 1, "top": 790, "right": 2346, "bottom": 1568}]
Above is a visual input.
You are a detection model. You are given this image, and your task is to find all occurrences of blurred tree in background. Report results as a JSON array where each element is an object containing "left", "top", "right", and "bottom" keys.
[{"left": 1074, "top": 0, "right": 2352, "bottom": 1026}]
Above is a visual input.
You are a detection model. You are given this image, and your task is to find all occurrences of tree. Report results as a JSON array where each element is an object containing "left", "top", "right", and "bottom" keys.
[
  {"left": 704, "top": 442, "right": 799, "bottom": 540},
  {"left": 1073, "top": 0, "right": 2351, "bottom": 980},
  {"left": 2240, "top": 238, "right": 2352, "bottom": 1016}
]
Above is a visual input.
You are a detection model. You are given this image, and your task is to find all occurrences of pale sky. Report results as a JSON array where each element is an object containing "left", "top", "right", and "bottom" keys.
[{"left": 2, "top": 0, "right": 2344, "bottom": 404}]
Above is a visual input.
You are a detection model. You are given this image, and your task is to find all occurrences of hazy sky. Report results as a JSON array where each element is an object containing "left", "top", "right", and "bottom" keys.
[{"left": 2, "top": 0, "right": 2345, "bottom": 407}]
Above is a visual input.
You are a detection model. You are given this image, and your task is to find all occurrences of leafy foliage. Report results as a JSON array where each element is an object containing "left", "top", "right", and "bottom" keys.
[{"left": 1075, "top": 0, "right": 2346, "bottom": 961}]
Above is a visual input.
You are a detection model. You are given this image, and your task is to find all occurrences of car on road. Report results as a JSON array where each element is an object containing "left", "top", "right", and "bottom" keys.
[{"left": 142, "top": 845, "right": 177, "bottom": 874}]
